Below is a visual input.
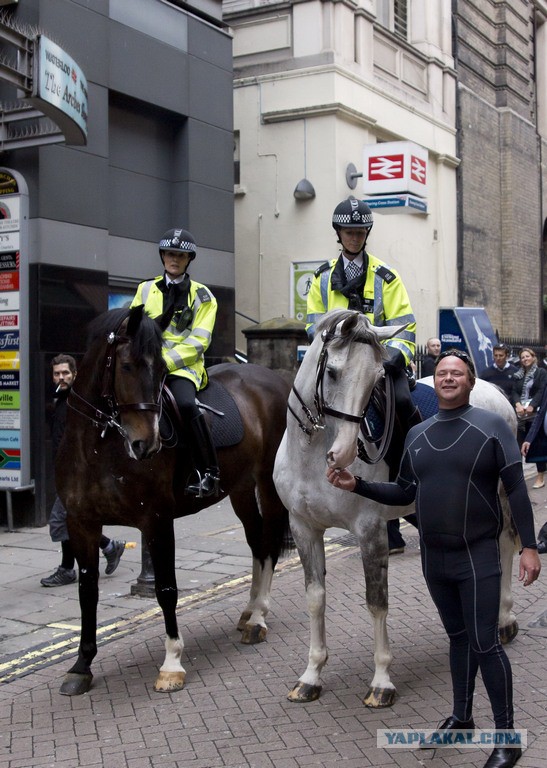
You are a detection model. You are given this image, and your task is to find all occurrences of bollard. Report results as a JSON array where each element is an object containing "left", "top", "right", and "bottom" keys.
[{"left": 130, "top": 533, "right": 156, "bottom": 598}]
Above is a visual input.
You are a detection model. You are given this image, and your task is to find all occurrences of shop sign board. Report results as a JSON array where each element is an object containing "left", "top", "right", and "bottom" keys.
[{"left": 0, "top": 168, "right": 29, "bottom": 488}]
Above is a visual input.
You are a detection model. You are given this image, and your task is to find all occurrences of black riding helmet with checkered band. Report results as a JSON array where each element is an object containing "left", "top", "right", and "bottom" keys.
[
  {"left": 158, "top": 228, "right": 197, "bottom": 262},
  {"left": 332, "top": 198, "right": 373, "bottom": 232}
]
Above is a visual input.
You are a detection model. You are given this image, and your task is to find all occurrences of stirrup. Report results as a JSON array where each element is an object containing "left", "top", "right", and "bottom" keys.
[{"left": 185, "top": 469, "right": 220, "bottom": 498}]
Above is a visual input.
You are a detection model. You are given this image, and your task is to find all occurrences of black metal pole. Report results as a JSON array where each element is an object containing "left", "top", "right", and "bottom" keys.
[{"left": 130, "top": 533, "right": 156, "bottom": 597}]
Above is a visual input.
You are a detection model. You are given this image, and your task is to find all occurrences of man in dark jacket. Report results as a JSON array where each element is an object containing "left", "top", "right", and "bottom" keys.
[
  {"left": 480, "top": 344, "right": 518, "bottom": 399},
  {"left": 40, "top": 354, "right": 126, "bottom": 586}
]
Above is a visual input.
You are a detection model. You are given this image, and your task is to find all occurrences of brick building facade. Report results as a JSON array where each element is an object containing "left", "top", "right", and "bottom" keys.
[{"left": 454, "top": 1, "right": 547, "bottom": 338}]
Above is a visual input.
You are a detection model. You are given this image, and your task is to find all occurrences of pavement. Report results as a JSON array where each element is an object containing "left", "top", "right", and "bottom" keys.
[{"left": 0, "top": 468, "right": 546, "bottom": 768}]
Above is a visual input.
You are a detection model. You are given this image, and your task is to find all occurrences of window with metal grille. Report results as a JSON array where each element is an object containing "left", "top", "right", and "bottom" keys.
[
  {"left": 377, "top": 0, "right": 408, "bottom": 41},
  {"left": 394, "top": 0, "right": 407, "bottom": 39}
]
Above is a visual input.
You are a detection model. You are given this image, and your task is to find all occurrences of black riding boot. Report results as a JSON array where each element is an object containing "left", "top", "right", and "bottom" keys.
[{"left": 185, "top": 413, "right": 220, "bottom": 498}]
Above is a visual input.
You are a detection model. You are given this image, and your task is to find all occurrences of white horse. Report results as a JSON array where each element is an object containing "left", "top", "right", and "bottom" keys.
[{"left": 273, "top": 308, "right": 519, "bottom": 707}]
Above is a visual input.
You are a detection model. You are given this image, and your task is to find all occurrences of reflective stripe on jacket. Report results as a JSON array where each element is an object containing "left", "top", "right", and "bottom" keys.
[
  {"left": 305, "top": 253, "right": 416, "bottom": 364},
  {"left": 131, "top": 275, "right": 217, "bottom": 390}
]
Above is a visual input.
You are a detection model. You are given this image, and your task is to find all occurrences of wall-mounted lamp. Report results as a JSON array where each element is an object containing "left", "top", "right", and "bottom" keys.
[
  {"left": 346, "top": 163, "right": 363, "bottom": 190},
  {"left": 294, "top": 178, "right": 316, "bottom": 200}
]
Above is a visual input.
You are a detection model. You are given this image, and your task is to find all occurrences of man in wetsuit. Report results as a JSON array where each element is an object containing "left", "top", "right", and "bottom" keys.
[{"left": 326, "top": 350, "right": 541, "bottom": 768}]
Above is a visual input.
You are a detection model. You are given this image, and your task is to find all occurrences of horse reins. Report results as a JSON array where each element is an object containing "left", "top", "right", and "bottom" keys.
[
  {"left": 68, "top": 325, "right": 163, "bottom": 439},
  {"left": 288, "top": 328, "right": 396, "bottom": 464}
]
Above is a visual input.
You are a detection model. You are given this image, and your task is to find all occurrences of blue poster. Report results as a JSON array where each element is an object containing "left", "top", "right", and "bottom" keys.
[
  {"left": 438, "top": 308, "right": 497, "bottom": 376},
  {"left": 0, "top": 330, "right": 19, "bottom": 352}
]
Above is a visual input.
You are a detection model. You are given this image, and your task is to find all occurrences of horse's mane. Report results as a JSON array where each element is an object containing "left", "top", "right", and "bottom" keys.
[
  {"left": 86, "top": 306, "right": 165, "bottom": 363},
  {"left": 316, "top": 310, "right": 387, "bottom": 358}
]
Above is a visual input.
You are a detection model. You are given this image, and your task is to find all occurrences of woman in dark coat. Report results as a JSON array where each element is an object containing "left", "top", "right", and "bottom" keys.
[{"left": 513, "top": 347, "right": 547, "bottom": 488}]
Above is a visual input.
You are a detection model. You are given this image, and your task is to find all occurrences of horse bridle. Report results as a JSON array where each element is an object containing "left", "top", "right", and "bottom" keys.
[
  {"left": 288, "top": 328, "right": 396, "bottom": 464},
  {"left": 68, "top": 326, "right": 164, "bottom": 439}
]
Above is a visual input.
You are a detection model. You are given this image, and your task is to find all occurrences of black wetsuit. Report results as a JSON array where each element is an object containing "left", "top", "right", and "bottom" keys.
[{"left": 353, "top": 404, "right": 537, "bottom": 729}]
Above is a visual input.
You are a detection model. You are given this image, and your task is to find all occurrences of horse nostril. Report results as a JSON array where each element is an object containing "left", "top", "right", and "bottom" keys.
[{"left": 132, "top": 440, "right": 147, "bottom": 459}]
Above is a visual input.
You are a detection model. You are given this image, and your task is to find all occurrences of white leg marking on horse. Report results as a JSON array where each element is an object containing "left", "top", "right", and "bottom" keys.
[
  {"left": 154, "top": 635, "right": 186, "bottom": 692},
  {"left": 160, "top": 636, "right": 185, "bottom": 673},
  {"left": 244, "top": 556, "right": 273, "bottom": 628}
]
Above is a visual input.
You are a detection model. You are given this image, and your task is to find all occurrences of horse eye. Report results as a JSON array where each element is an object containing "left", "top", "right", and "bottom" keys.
[
  {"left": 327, "top": 367, "right": 337, "bottom": 381},
  {"left": 120, "top": 362, "right": 132, "bottom": 373}
]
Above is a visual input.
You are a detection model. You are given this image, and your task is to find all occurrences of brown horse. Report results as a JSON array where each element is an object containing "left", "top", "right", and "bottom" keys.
[{"left": 56, "top": 305, "right": 291, "bottom": 696}]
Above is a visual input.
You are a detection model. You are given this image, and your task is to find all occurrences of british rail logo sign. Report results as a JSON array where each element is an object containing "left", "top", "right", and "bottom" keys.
[{"left": 363, "top": 141, "right": 428, "bottom": 198}]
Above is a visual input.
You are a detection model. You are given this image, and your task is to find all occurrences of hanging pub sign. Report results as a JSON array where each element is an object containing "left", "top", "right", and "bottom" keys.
[{"left": 30, "top": 35, "right": 88, "bottom": 146}]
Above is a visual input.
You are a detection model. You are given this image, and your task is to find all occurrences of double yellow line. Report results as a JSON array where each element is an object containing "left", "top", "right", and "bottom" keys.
[{"left": 1, "top": 544, "right": 344, "bottom": 685}]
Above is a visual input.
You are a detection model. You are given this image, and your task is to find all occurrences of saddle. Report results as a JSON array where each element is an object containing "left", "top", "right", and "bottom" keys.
[{"left": 160, "top": 378, "right": 244, "bottom": 449}]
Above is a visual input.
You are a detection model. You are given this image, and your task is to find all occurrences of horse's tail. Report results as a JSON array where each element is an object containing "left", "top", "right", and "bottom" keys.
[{"left": 280, "top": 517, "right": 297, "bottom": 556}]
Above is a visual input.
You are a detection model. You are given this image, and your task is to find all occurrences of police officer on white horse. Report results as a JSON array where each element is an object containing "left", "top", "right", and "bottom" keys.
[{"left": 306, "top": 198, "right": 421, "bottom": 476}]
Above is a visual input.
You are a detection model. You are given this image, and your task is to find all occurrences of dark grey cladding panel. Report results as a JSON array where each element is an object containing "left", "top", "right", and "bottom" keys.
[
  {"left": 108, "top": 25, "right": 188, "bottom": 115},
  {"left": 183, "top": 182, "right": 234, "bottom": 252},
  {"left": 188, "top": 57, "right": 233, "bottom": 131},
  {"left": 108, "top": 168, "right": 174, "bottom": 242},
  {"left": 187, "top": 16, "right": 233, "bottom": 72},
  {"left": 36, "top": 0, "right": 110, "bottom": 85},
  {"left": 38, "top": 145, "right": 109, "bottom": 228},
  {"left": 174, "top": 120, "right": 233, "bottom": 192},
  {"left": 82, "top": 83, "right": 109, "bottom": 158},
  {"left": 109, "top": 98, "right": 181, "bottom": 180}
]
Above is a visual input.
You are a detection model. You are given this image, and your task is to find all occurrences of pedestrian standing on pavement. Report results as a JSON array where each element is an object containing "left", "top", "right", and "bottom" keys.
[
  {"left": 511, "top": 347, "right": 547, "bottom": 488},
  {"left": 479, "top": 343, "right": 518, "bottom": 400},
  {"left": 326, "top": 350, "right": 541, "bottom": 768},
  {"left": 40, "top": 354, "right": 126, "bottom": 587},
  {"left": 521, "top": 382, "right": 547, "bottom": 553},
  {"left": 420, "top": 336, "right": 441, "bottom": 377}
]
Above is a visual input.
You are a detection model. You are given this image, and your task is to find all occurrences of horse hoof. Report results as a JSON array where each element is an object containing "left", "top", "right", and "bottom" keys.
[
  {"left": 240, "top": 623, "right": 267, "bottom": 644},
  {"left": 500, "top": 620, "right": 519, "bottom": 645},
  {"left": 237, "top": 611, "right": 252, "bottom": 632},
  {"left": 59, "top": 672, "right": 93, "bottom": 696},
  {"left": 287, "top": 682, "right": 322, "bottom": 703},
  {"left": 363, "top": 686, "right": 396, "bottom": 708},
  {"left": 153, "top": 671, "right": 186, "bottom": 692}
]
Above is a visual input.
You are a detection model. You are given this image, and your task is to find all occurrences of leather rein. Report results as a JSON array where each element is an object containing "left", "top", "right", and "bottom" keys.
[
  {"left": 288, "top": 328, "right": 396, "bottom": 465},
  {"left": 68, "top": 327, "right": 164, "bottom": 439}
]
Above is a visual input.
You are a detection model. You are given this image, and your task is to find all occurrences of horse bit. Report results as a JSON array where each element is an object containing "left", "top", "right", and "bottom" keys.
[
  {"left": 288, "top": 328, "right": 395, "bottom": 464},
  {"left": 68, "top": 329, "right": 164, "bottom": 440}
]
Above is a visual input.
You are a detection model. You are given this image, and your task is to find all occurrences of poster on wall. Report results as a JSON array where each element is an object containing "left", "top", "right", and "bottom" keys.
[{"left": 290, "top": 261, "right": 323, "bottom": 323}]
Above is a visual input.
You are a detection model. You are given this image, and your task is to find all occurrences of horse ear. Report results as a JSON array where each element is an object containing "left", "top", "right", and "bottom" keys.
[
  {"left": 340, "top": 311, "right": 360, "bottom": 335},
  {"left": 372, "top": 322, "right": 409, "bottom": 341},
  {"left": 126, "top": 304, "right": 144, "bottom": 337}
]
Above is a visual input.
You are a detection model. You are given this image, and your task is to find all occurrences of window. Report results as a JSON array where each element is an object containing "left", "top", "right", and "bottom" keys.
[
  {"left": 377, "top": 0, "right": 408, "bottom": 41},
  {"left": 234, "top": 131, "right": 240, "bottom": 187}
]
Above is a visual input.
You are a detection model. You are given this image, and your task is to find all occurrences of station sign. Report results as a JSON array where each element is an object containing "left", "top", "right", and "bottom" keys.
[
  {"left": 365, "top": 194, "right": 428, "bottom": 215},
  {"left": 363, "top": 141, "right": 428, "bottom": 197}
]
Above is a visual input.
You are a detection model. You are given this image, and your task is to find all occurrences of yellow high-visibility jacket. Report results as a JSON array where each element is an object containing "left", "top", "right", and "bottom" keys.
[
  {"left": 131, "top": 274, "right": 217, "bottom": 390},
  {"left": 305, "top": 253, "right": 416, "bottom": 365}
]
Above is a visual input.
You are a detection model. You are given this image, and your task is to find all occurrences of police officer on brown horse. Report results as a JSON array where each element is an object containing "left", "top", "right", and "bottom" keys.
[{"left": 131, "top": 227, "right": 220, "bottom": 497}]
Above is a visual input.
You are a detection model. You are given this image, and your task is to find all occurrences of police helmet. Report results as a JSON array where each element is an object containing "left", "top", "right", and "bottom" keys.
[
  {"left": 158, "top": 228, "right": 197, "bottom": 261},
  {"left": 332, "top": 198, "right": 373, "bottom": 231}
]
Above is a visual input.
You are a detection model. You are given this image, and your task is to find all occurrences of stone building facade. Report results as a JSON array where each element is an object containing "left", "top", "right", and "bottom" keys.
[
  {"left": 224, "top": 0, "right": 459, "bottom": 351},
  {"left": 225, "top": 0, "right": 547, "bottom": 348}
]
